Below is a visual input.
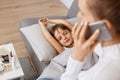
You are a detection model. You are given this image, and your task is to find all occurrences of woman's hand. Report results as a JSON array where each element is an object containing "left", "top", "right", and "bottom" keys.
[{"left": 71, "top": 22, "right": 100, "bottom": 61}]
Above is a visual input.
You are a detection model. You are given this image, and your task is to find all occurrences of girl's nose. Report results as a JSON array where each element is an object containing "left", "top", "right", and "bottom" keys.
[{"left": 62, "top": 36, "right": 67, "bottom": 40}]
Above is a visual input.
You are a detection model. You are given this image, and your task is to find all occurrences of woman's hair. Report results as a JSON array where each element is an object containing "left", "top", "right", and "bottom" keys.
[
  {"left": 50, "top": 23, "right": 71, "bottom": 37},
  {"left": 86, "top": 0, "right": 120, "bottom": 33}
]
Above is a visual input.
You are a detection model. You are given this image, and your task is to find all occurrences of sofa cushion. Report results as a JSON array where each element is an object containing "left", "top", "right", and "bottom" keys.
[{"left": 20, "top": 24, "right": 57, "bottom": 62}]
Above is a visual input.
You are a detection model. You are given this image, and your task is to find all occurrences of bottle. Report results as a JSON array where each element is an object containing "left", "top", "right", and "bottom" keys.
[{"left": 10, "top": 52, "right": 16, "bottom": 70}]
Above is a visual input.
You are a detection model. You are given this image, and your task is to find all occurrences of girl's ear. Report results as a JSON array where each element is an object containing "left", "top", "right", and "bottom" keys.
[{"left": 102, "top": 19, "right": 112, "bottom": 30}]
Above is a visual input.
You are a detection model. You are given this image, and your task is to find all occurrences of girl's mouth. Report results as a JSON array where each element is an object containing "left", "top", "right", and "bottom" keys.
[{"left": 65, "top": 39, "right": 69, "bottom": 43}]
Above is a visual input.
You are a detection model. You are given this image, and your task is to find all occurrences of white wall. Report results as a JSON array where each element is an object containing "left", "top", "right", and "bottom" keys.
[{"left": 60, "top": 0, "right": 73, "bottom": 9}]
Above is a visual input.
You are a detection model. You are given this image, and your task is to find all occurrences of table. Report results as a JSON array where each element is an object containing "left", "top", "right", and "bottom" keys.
[{"left": 0, "top": 43, "right": 24, "bottom": 80}]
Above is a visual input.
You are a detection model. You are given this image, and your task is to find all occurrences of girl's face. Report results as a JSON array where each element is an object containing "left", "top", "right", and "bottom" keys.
[
  {"left": 54, "top": 28, "right": 73, "bottom": 47},
  {"left": 77, "top": 0, "right": 96, "bottom": 22}
]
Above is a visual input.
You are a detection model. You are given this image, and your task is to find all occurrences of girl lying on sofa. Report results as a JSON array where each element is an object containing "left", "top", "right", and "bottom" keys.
[{"left": 37, "top": 18, "right": 99, "bottom": 80}]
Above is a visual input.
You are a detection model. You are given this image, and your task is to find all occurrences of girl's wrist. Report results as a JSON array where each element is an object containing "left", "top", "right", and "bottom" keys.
[{"left": 47, "top": 19, "right": 51, "bottom": 23}]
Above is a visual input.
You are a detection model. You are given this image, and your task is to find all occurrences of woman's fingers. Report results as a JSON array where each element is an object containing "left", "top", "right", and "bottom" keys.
[
  {"left": 87, "top": 29, "right": 100, "bottom": 46},
  {"left": 74, "top": 23, "right": 83, "bottom": 40},
  {"left": 72, "top": 22, "right": 89, "bottom": 43},
  {"left": 72, "top": 23, "right": 78, "bottom": 39},
  {"left": 79, "top": 22, "right": 88, "bottom": 41}
]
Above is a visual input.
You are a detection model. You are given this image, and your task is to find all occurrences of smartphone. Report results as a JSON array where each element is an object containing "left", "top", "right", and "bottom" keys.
[{"left": 87, "top": 21, "right": 112, "bottom": 41}]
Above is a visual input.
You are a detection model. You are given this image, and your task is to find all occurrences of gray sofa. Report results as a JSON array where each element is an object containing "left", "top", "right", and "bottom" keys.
[{"left": 19, "top": 0, "right": 78, "bottom": 79}]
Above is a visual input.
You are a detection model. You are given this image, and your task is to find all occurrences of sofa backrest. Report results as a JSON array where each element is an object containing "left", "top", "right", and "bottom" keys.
[{"left": 67, "top": 0, "right": 79, "bottom": 18}]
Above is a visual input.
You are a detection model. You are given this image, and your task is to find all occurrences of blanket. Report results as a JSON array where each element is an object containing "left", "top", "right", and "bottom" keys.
[{"left": 37, "top": 47, "right": 98, "bottom": 80}]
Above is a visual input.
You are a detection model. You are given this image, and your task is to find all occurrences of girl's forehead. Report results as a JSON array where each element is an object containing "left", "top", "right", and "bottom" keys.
[
  {"left": 54, "top": 28, "right": 62, "bottom": 36},
  {"left": 55, "top": 28, "right": 64, "bottom": 33},
  {"left": 54, "top": 28, "right": 69, "bottom": 36}
]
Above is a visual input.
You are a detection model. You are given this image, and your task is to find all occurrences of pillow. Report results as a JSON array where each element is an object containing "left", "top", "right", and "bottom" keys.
[
  {"left": 47, "top": 17, "right": 80, "bottom": 30},
  {"left": 20, "top": 24, "right": 57, "bottom": 62}
]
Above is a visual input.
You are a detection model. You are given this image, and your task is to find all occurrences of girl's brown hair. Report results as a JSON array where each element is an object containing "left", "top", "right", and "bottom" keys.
[
  {"left": 50, "top": 23, "right": 71, "bottom": 37},
  {"left": 87, "top": 0, "right": 120, "bottom": 33}
]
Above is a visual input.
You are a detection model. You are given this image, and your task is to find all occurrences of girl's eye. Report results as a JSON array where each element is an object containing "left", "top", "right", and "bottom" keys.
[
  {"left": 63, "top": 31, "right": 68, "bottom": 35},
  {"left": 57, "top": 36, "right": 62, "bottom": 41}
]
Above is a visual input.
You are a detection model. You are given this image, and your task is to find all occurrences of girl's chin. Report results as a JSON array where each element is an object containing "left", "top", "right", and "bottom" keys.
[{"left": 65, "top": 42, "right": 73, "bottom": 47}]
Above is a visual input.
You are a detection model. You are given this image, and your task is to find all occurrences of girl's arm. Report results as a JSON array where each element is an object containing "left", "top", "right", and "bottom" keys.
[
  {"left": 39, "top": 19, "right": 64, "bottom": 54},
  {"left": 47, "top": 19, "right": 73, "bottom": 31}
]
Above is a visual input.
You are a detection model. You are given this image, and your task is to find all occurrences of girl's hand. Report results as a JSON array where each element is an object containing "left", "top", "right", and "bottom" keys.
[
  {"left": 39, "top": 18, "right": 48, "bottom": 25},
  {"left": 71, "top": 22, "right": 100, "bottom": 61}
]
